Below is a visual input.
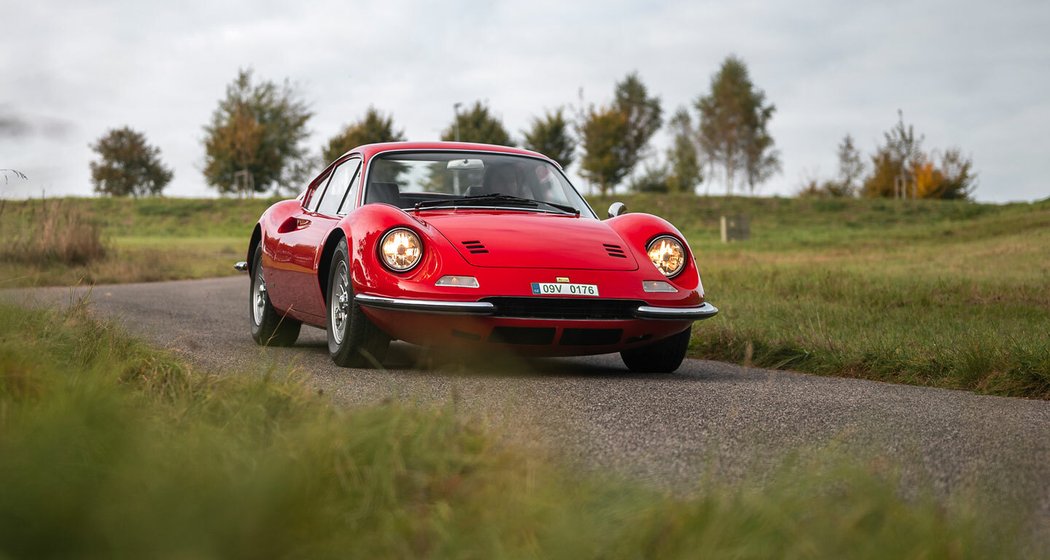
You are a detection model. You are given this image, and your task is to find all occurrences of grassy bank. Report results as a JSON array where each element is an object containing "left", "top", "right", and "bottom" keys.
[
  {"left": 595, "top": 195, "right": 1050, "bottom": 398},
  {"left": 0, "top": 302, "right": 1026, "bottom": 558},
  {"left": 0, "top": 197, "right": 270, "bottom": 287},
  {"left": 1, "top": 195, "right": 1047, "bottom": 398}
]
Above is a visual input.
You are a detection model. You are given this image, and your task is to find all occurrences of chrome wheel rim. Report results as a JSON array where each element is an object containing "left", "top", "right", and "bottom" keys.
[
  {"left": 331, "top": 261, "right": 350, "bottom": 344},
  {"left": 253, "top": 269, "right": 267, "bottom": 325}
]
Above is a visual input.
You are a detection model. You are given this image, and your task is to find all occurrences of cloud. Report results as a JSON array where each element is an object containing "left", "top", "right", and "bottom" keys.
[{"left": 0, "top": 106, "right": 72, "bottom": 139}]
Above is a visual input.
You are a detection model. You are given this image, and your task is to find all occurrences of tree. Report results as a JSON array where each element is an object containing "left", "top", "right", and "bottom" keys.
[
  {"left": 322, "top": 107, "right": 405, "bottom": 164},
  {"left": 522, "top": 108, "right": 576, "bottom": 169},
  {"left": 833, "top": 134, "right": 864, "bottom": 196},
  {"left": 441, "top": 101, "right": 513, "bottom": 146},
  {"left": 862, "top": 111, "right": 923, "bottom": 198},
  {"left": 613, "top": 72, "right": 663, "bottom": 174},
  {"left": 578, "top": 105, "right": 629, "bottom": 196},
  {"left": 629, "top": 163, "right": 671, "bottom": 193},
  {"left": 203, "top": 68, "right": 312, "bottom": 195},
  {"left": 862, "top": 112, "right": 976, "bottom": 200},
  {"left": 89, "top": 126, "right": 172, "bottom": 197},
  {"left": 931, "top": 148, "right": 977, "bottom": 200},
  {"left": 665, "top": 107, "right": 702, "bottom": 193},
  {"left": 696, "top": 56, "right": 780, "bottom": 195},
  {"left": 911, "top": 149, "right": 977, "bottom": 200},
  {"left": 577, "top": 72, "right": 662, "bottom": 195}
]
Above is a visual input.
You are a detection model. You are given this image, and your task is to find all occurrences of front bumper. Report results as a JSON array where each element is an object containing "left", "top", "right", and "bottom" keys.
[
  {"left": 355, "top": 294, "right": 718, "bottom": 321},
  {"left": 355, "top": 294, "right": 496, "bottom": 315}
]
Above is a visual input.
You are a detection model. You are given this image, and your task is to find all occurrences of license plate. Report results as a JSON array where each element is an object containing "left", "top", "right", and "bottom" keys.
[{"left": 531, "top": 282, "right": 599, "bottom": 297}]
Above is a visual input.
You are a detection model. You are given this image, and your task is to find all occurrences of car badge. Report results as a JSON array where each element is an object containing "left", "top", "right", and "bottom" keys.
[{"left": 556, "top": 277, "right": 570, "bottom": 283}]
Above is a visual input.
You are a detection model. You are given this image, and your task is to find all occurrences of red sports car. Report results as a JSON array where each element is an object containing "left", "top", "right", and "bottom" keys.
[{"left": 238, "top": 142, "right": 717, "bottom": 373}]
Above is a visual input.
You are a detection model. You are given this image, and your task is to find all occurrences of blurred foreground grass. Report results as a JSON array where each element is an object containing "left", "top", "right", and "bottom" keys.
[
  {"left": 0, "top": 195, "right": 1047, "bottom": 398},
  {"left": 0, "top": 301, "right": 1031, "bottom": 558}
]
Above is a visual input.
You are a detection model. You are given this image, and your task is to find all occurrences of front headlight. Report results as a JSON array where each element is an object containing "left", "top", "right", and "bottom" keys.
[
  {"left": 646, "top": 235, "right": 686, "bottom": 278},
  {"left": 379, "top": 227, "right": 422, "bottom": 272}
]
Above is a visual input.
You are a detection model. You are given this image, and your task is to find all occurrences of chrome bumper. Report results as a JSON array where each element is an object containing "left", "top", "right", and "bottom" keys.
[
  {"left": 357, "top": 294, "right": 718, "bottom": 321},
  {"left": 355, "top": 294, "right": 496, "bottom": 315},
  {"left": 634, "top": 302, "right": 718, "bottom": 320}
]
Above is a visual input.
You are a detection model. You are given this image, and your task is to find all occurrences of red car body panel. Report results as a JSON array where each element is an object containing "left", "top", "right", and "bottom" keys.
[{"left": 250, "top": 141, "right": 714, "bottom": 357}]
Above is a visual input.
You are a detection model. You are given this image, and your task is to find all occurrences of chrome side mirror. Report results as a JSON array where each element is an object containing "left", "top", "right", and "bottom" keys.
[{"left": 607, "top": 202, "right": 627, "bottom": 218}]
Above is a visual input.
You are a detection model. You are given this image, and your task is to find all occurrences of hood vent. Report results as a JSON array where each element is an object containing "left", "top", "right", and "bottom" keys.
[
  {"left": 462, "top": 240, "right": 489, "bottom": 254},
  {"left": 604, "top": 243, "right": 627, "bottom": 259}
]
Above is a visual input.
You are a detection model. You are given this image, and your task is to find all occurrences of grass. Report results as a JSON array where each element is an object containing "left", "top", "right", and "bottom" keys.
[
  {"left": 0, "top": 197, "right": 271, "bottom": 287},
  {"left": 1, "top": 194, "right": 1047, "bottom": 398},
  {"left": 593, "top": 194, "right": 1050, "bottom": 399},
  {"left": 0, "top": 301, "right": 1031, "bottom": 558}
]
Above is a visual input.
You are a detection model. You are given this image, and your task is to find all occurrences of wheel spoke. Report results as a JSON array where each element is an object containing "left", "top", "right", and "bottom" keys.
[{"left": 330, "top": 262, "right": 350, "bottom": 345}]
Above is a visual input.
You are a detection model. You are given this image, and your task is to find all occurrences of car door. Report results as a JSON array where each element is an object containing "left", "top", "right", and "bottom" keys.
[{"left": 268, "top": 157, "right": 362, "bottom": 320}]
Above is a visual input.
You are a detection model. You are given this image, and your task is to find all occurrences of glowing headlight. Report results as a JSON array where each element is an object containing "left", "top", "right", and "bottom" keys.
[
  {"left": 379, "top": 228, "right": 422, "bottom": 272},
  {"left": 646, "top": 235, "right": 686, "bottom": 278}
]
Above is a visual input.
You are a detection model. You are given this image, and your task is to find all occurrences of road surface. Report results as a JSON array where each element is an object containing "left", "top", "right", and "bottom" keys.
[{"left": 7, "top": 276, "right": 1050, "bottom": 530}]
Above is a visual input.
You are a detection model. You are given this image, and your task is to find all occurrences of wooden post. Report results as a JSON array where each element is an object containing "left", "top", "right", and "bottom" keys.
[{"left": 720, "top": 215, "right": 750, "bottom": 243}]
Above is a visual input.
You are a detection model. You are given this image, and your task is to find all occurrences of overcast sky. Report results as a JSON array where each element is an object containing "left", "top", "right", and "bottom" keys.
[{"left": 2, "top": 0, "right": 1048, "bottom": 202}]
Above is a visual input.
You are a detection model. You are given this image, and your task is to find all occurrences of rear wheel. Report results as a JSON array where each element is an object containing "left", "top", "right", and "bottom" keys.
[
  {"left": 620, "top": 327, "right": 692, "bottom": 373},
  {"left": 249, "top": 245, "right": 301, "bottom": 346},
  {"left": 327, "top": 239, "right": 390, "bottom": 367}
]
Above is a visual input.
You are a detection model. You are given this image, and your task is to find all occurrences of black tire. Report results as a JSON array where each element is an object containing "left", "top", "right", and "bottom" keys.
[
  {"left": 249, "top": 245, "right": 301, "bottom": 346},
  {"left": 327, "top": 239, "right": 390, "bottom": 367},
  {"left": 620, "top": 326, "right": 692, "bottom": 373}
]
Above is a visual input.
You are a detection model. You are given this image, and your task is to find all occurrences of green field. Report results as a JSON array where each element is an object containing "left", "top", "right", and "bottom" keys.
[
  {"left": 0, "top": 302, "right": 1027, "bottom": 558},
  {"left": 1, "top": 195, "right": 1047, "bottom": 398}
]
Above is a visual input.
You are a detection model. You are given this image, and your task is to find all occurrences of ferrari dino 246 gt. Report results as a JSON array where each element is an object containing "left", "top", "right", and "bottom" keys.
[{"left": 238, "top": 142, "right": 717, "bottom": 373}]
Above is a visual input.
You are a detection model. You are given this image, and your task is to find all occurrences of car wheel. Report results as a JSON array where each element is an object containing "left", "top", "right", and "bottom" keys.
[
  {"left": 250, "top": 244, "right": 302, "bottom": 346},
  {"left": 620, "top": 327, "right": 692, "bottom": 373},
  {"left": 327, "top": 238, "right": 390, "bottom": 368}
]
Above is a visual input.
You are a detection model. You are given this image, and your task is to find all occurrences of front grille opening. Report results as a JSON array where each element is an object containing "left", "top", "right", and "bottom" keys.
[
  {"left": 482, "top": 297, "right": 644, "bottom": 320},
  {"left": 489, "top": 326, "right": 555, "bottom": 345},
  {"left": 560, "top": 328, "right": 623, "bottom": 346}
]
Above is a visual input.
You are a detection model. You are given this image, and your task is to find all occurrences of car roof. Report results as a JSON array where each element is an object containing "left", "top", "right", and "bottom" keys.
[{"left": 345, "top": 141, "right": 559, "bottom": 167}]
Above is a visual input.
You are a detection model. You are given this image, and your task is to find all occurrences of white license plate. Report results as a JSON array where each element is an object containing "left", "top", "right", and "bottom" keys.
[{"left": 531, "top": 282, "right": 599, "bottom": 297}]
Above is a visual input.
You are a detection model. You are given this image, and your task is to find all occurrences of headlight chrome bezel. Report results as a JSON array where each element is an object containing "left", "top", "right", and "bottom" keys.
[
  {"left": 645, "top": 235, "right": 687, "bottom": 279},
  {"left": 379, "top": 227, "right": 423, "bottom": 273}
]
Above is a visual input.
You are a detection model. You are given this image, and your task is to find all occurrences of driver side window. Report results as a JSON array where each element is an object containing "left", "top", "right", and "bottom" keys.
[{"left": 316, "top": 159, "right": 362, "bottom": 216}]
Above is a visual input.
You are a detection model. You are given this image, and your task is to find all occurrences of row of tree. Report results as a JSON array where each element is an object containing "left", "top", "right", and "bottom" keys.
[
  {"left": 87, "top": 57, "right": 974, "bottom": 201},
  {"left": 799, "top": 111, "right": 976, "bottom": 200}
]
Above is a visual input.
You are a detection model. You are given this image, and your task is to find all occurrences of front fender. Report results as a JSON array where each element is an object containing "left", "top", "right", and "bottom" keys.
[
  {"left": 336, "top": 205, "right": 469, "bottom": 298},
  {"left": 605, "top": 213, "right": 702, "bottom": 293}
]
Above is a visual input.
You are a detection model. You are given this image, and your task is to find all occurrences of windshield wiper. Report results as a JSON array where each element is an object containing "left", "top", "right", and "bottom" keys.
[{"left": 415, "top": 193, "right": 579, "bottom": 215}]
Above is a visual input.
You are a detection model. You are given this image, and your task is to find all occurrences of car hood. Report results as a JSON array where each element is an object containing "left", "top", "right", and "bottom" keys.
[{"left": 424, "top": 211, "right": 639, "bottom": 270}]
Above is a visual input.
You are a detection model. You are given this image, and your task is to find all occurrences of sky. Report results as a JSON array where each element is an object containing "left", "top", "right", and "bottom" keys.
[{"left": 2, "top": 0, "right": 1048, "bottom": 202}]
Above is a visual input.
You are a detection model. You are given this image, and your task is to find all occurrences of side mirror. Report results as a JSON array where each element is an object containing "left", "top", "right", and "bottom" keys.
[{"left": 607, "top": 202, "right": 627, "bottom": 218}]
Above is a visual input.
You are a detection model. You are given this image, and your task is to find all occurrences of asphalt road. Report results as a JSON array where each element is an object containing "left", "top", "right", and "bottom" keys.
[{"left": 7, "top": 276, "right": 1050, "bottom": 529}]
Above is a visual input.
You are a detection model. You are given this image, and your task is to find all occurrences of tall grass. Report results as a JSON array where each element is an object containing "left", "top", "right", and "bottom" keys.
[
  {"left": 0, "top": 301, "right": 1033, "bottom": 558},
  {"left": 0, "top": 198, "right": 107, "bottom": 266}
]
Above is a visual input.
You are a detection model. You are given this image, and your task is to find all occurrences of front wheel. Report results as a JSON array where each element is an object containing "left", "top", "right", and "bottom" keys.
[
  {"left": 620, "top": 327, "right": 692, "bottom": 373},
  {"left": 327, "top": 239, "right": 390, "bottom": 367},
  {"left": 249, "top": 244, "right": 301, "bottom": 346}
]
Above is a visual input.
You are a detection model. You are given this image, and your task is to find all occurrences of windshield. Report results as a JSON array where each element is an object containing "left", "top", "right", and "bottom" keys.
[{"left": 363, "top": 151, "right": 595, "bottom": 218}]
